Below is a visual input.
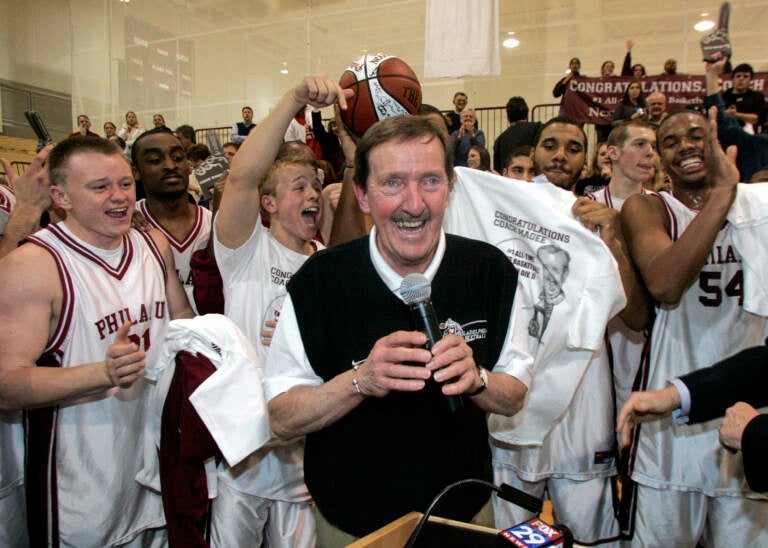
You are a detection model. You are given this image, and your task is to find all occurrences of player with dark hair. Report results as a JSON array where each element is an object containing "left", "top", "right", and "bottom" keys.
[
  {"left": 132, "top": 128, "right": 213, "bottom": 314},
  {"left": 502, "top": 145, "right": 534, "bottom": 182},
  {"left": 620, "top": 107, "right": 768, "bottom": 545}
]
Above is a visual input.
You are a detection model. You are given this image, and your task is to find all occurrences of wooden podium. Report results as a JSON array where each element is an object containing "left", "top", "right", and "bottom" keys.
[{"left": 349, "top": 511, "right": 500, "bottom": 547}]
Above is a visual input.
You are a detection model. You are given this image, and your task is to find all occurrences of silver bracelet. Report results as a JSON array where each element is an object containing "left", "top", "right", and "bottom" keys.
[{"left": 352, "top": 362, "right": 363, "bottom": 395}]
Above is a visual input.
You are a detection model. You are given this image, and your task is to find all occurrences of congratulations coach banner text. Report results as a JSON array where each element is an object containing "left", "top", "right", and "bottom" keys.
[{"left": 561, "top": 74, "right": 768, "bottom": 126}]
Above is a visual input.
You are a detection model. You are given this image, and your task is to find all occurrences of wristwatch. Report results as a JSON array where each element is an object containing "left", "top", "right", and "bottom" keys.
[{"left": 469, "top": 366, "right": 488, "bottom": 396}]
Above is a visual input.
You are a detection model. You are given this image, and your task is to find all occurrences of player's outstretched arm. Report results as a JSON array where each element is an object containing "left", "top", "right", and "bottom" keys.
[
  {"left": 0, "top": 246, "right": 144, "bottom": 411},
  {"left": 217, "top": 75, "right": 353, "bottom": 250},
  {"left": 616, "top": 385, "right": 681, "bottom": 448}
]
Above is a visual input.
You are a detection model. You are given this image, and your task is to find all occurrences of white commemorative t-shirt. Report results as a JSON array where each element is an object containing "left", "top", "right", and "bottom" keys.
[{"left": 445, "top": 168, "right": 626, "bottom": 477}]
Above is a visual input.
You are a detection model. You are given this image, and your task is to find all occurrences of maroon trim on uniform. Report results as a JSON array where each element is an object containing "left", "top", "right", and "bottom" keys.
[
  {"left": 25, "top": 351, "right": 63, "bottom": 548},
  {"left": 43, "top": 224, "right": 134, "bottom": 280},
  {"left": 0, "top": 184, "right": 14, "bottom": 213},
  {"left": 137, "top": 200, "right": 205, "bottom": 253},
  {"left": 617, "top": 315, "right": 656, "bottom": 541},
  {"left": 652, "top": 192, "right": 679, "bottom": 241},
  {"left": 138, "top": 230, "right": 168, "bottom": 282},
  {"left": 25, "top": 236, "right": 75, "bottom": 354}
]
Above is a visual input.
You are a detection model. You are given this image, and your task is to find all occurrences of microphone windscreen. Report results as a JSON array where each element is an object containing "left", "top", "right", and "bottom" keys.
[{"left": 399, "top": 273, "right": 431, "bottom": 305}]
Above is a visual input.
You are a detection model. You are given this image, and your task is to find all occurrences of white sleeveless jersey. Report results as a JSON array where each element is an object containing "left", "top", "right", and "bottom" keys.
[
  {"left": 628, "top": 191, "right": 768, "bottom": 496},
  {"left": 0, "top": 184, "right": 16, "bottom": 235},
  {"left": 214, "top": 217, "right": 323, "bottom": 501},
  {"left": 589, "top": 186, "right": 647, "bottom": 413},
  {"left": 136, "top": 199, "right": 211, "bottom": 313},
  {"left": 26, "top": 223, "right": 169, "bottom": 546}
]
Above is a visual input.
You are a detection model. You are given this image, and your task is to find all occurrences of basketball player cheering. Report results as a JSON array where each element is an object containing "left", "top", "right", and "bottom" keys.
[
  {"left": 210, "top": 75, "right": 350, "bottom": 546},
  {"left": 619, "top": 109, "right": 768, "bottom": 546},
  {"left": 0, "top": 136, "right": 194, "bottom": 546}
]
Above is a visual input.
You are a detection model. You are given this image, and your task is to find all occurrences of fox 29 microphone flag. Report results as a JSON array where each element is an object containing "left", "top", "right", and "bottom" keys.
[{"left": 424, "top": 0, "right": 500, "bottom": 77}]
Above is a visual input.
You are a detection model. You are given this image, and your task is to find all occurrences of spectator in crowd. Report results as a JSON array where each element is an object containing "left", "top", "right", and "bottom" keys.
[
  {"left": 493, "top": 96, "right": 541, "bottom": 173},
  {"left": 311, "top": 110, "right": 344, "bottom": 175},
  {"left": 704, "top": 56, "right": 768, "bottom": 181},
  {"left": 230, "top": 106, "right": 256, "bottom": 144},
  {"left": 620, "top": 108, "right": 768, "bottom": 546},
  {"left": 117, "top": 110, "right": 145, "bottom": 153},
  {"left": 451, "top": 107, "right": 485, "bottom": 167},
  {"left": 103, "top": 121, "right": 117, "bottom": 139},
  {"left": 0, "top": 136, "right": 193, "bottom": 546},
  {"left": 722, "top": 62, "right": 766, "bottom": 131},
  {"left": 445, "top": 91, "right": 469, "bottom": 134},
  {"left": 186, "top": 143, "right": 211, "bottom": 169},
  {"left": 132, "top": 128, "right": 213, "bottom": 314},
  {"left": 621, "top": 40, "right": 647, "bottom": 79},
  {"left": 68, "top": 114, "right": 100, "bottom": 138},
  {"left": 152, "top": 114, "right": 169, "bottom": 130},
  {"left": 174, "top": 124, "right": 196, "bottom": 151},
  {"left": 663, "top": 58, "right": 678, "bottom": 75},
  {"left": 618, "top": 345, "right": 768, "bottom": 493},
  {"left": 501, "top": 145, "right": 534, "bottom": 182},
  {"left": 646, "top": 92, "right": 668, "bottom": 130},
  {"left": 553, "top": 57, "right": 581, "bottom": 99},
  {"left": 612, "top": 81, "right": 647, "bottom": 126},
  {"left": 109, "top": 135, "right": 127, "bottom": 153},
  {"left": 601, "top": 59, "right": 617, "bottom": 77},
  {"left": 467, "top": 144, "right": 491, "bottom": 171},
  {"left": 223, "top": 141, "right": 239, "bottom": 163},
  {"left": 576, "top": 141, "right": 612, "bottom": 194}
]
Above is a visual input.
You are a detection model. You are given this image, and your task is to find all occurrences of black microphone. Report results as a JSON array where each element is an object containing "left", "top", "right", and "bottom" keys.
[{"left": 399, "top": 273, "right": 463, "bottom": 412}]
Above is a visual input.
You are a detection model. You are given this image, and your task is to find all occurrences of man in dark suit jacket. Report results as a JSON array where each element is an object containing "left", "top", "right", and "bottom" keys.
[{"left": 618, "top": 345, "right": 768, "bottom": 492}]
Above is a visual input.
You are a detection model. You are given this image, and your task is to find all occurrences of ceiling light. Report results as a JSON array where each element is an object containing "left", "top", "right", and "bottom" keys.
[
  {"left": 694, "top": 20, "right": 715, "bottom": 32},
  {"left": 503, "top": 32, "right": 519, "bottom": 49},
  {"left": 280, "top": 62, "right": 288, "bottom": 75}
]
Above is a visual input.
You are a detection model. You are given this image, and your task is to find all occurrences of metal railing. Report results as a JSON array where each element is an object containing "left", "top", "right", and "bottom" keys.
[{"left": 193, "top": 102, "right": 600, "bottom": 168}]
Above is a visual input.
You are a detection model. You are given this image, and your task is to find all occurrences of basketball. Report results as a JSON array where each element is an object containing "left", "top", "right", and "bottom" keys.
[{"left": 339, "top": 53, "right": 422, "bottom": 137}]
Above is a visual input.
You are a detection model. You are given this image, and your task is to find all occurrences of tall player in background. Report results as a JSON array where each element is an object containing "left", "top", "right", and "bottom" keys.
[
  {"left": 211, "top": 75, "right": 348, "bottom": 547},
  {"left": 132, "top": 128, "right": 212, "bottom": 313},
  {"left": 0, "top": 137, "right": 194, "bottom": 546},
  {"left": 589, "top": 120, "right": 657, "bottom": 411},
  {"left": 620, "top": 109, "right": 768, "bottom": 546}
]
